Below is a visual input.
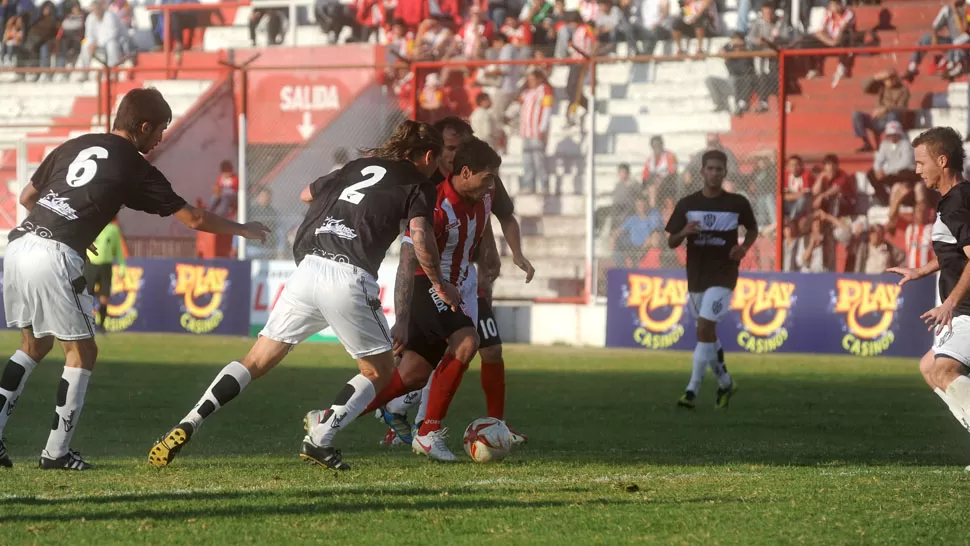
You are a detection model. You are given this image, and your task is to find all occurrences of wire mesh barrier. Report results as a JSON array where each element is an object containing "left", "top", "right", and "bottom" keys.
[{"left": 241, "top": 65, "right": 408, "bottom": 261}]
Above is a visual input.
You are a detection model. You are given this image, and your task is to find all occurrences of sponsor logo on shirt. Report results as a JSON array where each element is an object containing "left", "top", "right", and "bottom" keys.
[
  {"left": 832, "top": 279, "right": 900, "bottom": 357},
  {"left": 731, "top": 278, "right": 795, "bottom": 354},
  {"left": 37, "top": 190, "right": 78, "bottom": 220},
  {"left": 171, "top": 264, "right": 230, "bottom": 334},
  {"left": 315, "top": 217, "right": 358, "bottom": 240},
  {"left": 624, "top": 274, "right": 688, "bottom": 349}
]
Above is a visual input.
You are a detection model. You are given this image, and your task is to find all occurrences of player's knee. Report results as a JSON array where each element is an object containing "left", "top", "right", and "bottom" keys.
[
  {"left": 21, "top": 334, "right": 54, "bottom": 363},
  {"left": 480, "top": 344, "right": 502, "bottom": 363},
  {"left": 399, "top": 365, "right": 430, "bottom": 390},
  {"left": 919, "top": 352, "right": 936, "bottom": 386},
  {"left": 453, "top": 332, "right": 480, "bottom": 364},
  {"left": 931, "top": 357, "right": 965, "bottom": 388}
]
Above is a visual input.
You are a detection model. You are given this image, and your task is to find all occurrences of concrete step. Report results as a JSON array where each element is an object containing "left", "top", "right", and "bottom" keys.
[
  {"left": 497, "top": 256, "right": 586, "bottom": 280},
  {"left": 513, "top": 194, "right": 587, "bottom": 216},
  {"left": 511, "top": 234, "right": 585, "bottom": 259}
]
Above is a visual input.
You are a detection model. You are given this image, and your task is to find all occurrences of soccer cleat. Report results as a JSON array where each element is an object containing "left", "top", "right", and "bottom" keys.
[
  {"left": 412, "top": 428, "right": 457, "bottom": 462},
  {"left": 0, "top": 438, "right": 12, "bottom": 468},
  {"left": 40, "top": 449, "right": 92, "bottom": 470},
  {"left": 379, "top": 427, "right": 404, "bottom": 446},
  {"left": 677, "top": 390, "right": 697, "bottom": 409},
  {"left": 299, "top": 437, "right": 350, "bottom": 470},
  {"left": 375, "top": 407, "right": 413, "bottom": 444},
  {"left": 507, "top": 425, "right": 529, "bottom": 446},
  {"left": 148, "top": 423, "right": 194, "bottom": 468},
  {"left": 715, "top": 383, "right": 738, "bottom": 409}
]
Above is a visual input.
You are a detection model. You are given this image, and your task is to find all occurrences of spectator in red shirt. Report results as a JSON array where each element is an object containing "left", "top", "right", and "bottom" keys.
[
  {"left": 784, "top": 154, "right": 814, "bottom": 220},
  {"left": 812, "top": 154, "right": 856, "bottom": 217},
  {"left": 209, "top": 160, "right": 239, "bottom": 218},
  {"left": 501, "top": 15, "right": 533, "bottom": 48},
  {"left": 642, "top": 135, "right": 677, "bottom": 203}
]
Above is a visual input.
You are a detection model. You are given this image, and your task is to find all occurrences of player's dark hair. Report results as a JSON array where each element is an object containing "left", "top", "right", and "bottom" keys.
[
  {"left": 432, "top": 116, "right": 473, "bottom": 138},
  {"left": 618, "top": 163, "right": 630, "bottom": 172},
  {"left": 112, "top": 87, "right": 173, "bottom": 134},
  {"left": 476, "top": 92, "right": 491, "bottom": 105},
  {"left": 650, "top": 135, "right": 663, "bottom": 147},
  {"left": 360, "top": 120, "right": 443, "bottom": 162},
  {"left": 452, "top": 137, "right": 501, "bottom": 175},
  {"left": 823, "top": 153, "right": 839, "bottom": 166},
  {"left": 701, "top": 149, "right": 727, "bottom": 168},
  {"left": 788, "top": 154, "right": 803, "bottom": 163},
  {"left": 913, "top": 127, "right": 966, "bottom": 172},
  {"left": 219, "top": 160, "right": 233, "bottom": 172}
]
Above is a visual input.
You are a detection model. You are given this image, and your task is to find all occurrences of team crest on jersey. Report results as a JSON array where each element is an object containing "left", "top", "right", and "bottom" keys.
[
  {"left": 832, "top": 279, "right": 900, "bottom": 357},
  {"left": 703, "top": 213, "right": 716, "bottom": 227},
  {"left": 170, "top": 264, "right": 230, "bottom": 334},
  {"left": 104, "top": 265, "right": 144, "bottom": 332},
  {"left": 730, "top": 278, "right": 795, "bottom": 354},
  {"left": 624, "top": 274, "right": 688, "bottom": 349},
  {"left": 315, "top": 217, "right": 358, "bottom": 240}
]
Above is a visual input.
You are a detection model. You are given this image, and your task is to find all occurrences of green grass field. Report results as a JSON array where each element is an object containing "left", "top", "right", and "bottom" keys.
[{"left": 2, "top": 332, "right": 970, "bottom": 544}]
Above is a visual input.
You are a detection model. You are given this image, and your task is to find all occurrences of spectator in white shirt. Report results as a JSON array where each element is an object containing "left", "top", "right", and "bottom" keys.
[
  {"left": 469, "top": 92, "right": 503, "bottom": 150},
  {"left": 632, "top": 0, "right": 669, "bottom": 55},
  {"left": 78, "top": 0, "right": 124, "bottom": 76}
]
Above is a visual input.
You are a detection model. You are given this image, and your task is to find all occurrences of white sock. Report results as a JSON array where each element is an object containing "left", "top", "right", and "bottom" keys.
[
  {"left": 688, "top": 342, "right": 716, "bottom": 394},
  {"left": 934, "top": 387, "right": 970, "bottom": 432},
  {"left": 0, "top": 350, "right": 38, "bottom": 436},
  {"left": 414, "top": 374, "right": 434, "bottom": 425},
  {"left": 181, "top": 361, "right": 252, "bottom": 431},
  {"left": 386, "top": 389, "right": 422, "bottom": 416},
  {"left": 709, "top": 341, "right": 733, "bottom": 389},
  {"left": 310, "top": 374, "right": 376, "bottom": 447},
  {"left": 43, "top": 367, "right": 92, "bottom": 459},
  {"left": 946, "top": 376, "right": 970, "bottom": 420}
]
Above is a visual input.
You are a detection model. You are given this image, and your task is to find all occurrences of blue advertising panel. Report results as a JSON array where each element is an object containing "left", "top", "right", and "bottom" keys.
[
  {"left": 0, "top": 258, "right": 251, "bottom": 337},
  {"left": 606, "top": 268, "right": 937, "bottom": 358}
]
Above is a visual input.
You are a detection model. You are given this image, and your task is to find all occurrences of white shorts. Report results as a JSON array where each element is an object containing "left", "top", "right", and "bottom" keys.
[
  {"left": 688, "top": 286, "right": 734, "bottom": 323},
  {"left": 461, "top": 265, "right": 479, "bottom": 325},
  {"left": 260, "top": 256, "right": 392, "bottom": 359},
  {"left": 3, "top": 233, "right": 95, "bottom": 340},
  {"left": 933, "top": 315, "right": 970, "bottom": 366}
]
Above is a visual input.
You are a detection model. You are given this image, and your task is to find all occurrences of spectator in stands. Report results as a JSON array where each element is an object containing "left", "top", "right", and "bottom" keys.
[
  {"left": 457, "top": 5, "right": 494, "bottom": 60},
  {"left": 77, "top": 0, "right": 123, "bottom": 77},
  {"left": 851, "top": 69, "right": 910, "bottom": 152},
  {"left": 2, "top": 14, "right": 23, "bottom": 66},
  {"left": 488, "top": 0, "right": 511, "bottom": 27},
  {"left": 208, "top": 160, "right": 239, "bottom": 218},
  {"left": 903, "top": 0, "right": 968, "bottom": 82},
  {"left": 792, "top": 212, "right": 828, "bottom": 273},
  {"left": 784, "top": 154, "right": 814, "bottom": 220},
  {"left": 631, "top": 0, "right": 669, "bottom": 56},
  {"left": 746, "top": 2, "right": 790, "bottom": 100},
  {"left": 610, "top": 195, "right": 663, "bottom": 268},
  {"left": 793, "top": 0, "right": 855, "bottom": 86},
  {"left": 641, "top": 135, "right": 677, "bottom": 203},
  {"left": 706, "top": 31, "right": 768, "bottom": 116},
  {"left": 419, "top": 72, "right": 445, "bottom": 121},
  {"left": 316, "top": 0, "right": 358, "bottom": 44},
  {"left": 519, "top": 68, "right": 554, "bottom": 193},
  {"left": 109, "top": 0, "right": 134, "bottom": 56},
  {"left": 57, "top": 1, "right": 84, "bottom": 71},
  {"left": 480, "top": 32, "right": 520, "bottom": 126},
  {"left": 533, "top": 16, "right": 558, "bottom": 52},
  {"left": 595, "top": 163, "right": 638, "bottom": 234},
  {"left": 21, "top": 1, "right": 58, "bottom": 79},
  {"left": 355, "top": 0, "right": 386, "bottom": 43},
  {"left": 565, "top": 12, "right": 595, "bottom": 127},
  {"left": 501, "top": 14, "right": 533, "bottom": 51},
  {"left": 520, "top": 0, "right": 555, "bottom": 28},
  {"left": 904, "top": 201, "right": 934, "bottom": 270},
  {"left": 750, "top": 154, "right": 777, "bottom": 229},
  {"left": 836, "top": 219, "right": 904, "bottom": 274},
  {"left": 249, "top": 7, "right": 286, "bottom": 47},
  {"left": 812, "top": 153, "right": 856, "bottom": 217},
  {"left": 594, "top": 0, "right": 635, "bottom": 55},
  {"left": 415, "top": 16, "right": 456, "bottom": 60},
  {"left": 866, "top": 120, "right": 919, "bottom": 219},
  {"left": 247, "top": 188, "right": 280, "bottom": 260},
  {"left": 470, "top": 92, "right": 503, "bottom": 150},
  {"left": 669, "top": 0, "right": 718, "bottom": 56}
]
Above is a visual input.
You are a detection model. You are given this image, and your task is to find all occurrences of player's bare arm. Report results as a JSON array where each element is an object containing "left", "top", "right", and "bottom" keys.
[
  {"left": 477, "top": 222, "right": 502, "bottom": 298},
  {"left": 300, "top": 185, "right": 314, "bottom": 203},
  {"left": 497, "top": 215, "right": 535, "bottom": 283},
  {"left": 922, "top": 248, "right": 970, "bottom": 334},
  {"left": 173, "top": 204, "right": 271, "bottom": 242},
  {"left": 730, "top": 225, "right": 760, "bottom": 261},
  {"left": 18, "top": 183, "right": 40, "bottom": 212},
  {"left": 667, "top": 221, "right": 701, "bottom": 248},
  {"left": 392, "top": 241, "right": 417, "bottom": 355},
  {"left": 408, "top": 216, "right": 461, "bottom": 310}
]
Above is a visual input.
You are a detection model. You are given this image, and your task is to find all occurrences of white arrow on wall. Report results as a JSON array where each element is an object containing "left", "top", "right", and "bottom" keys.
[{"left": 297, "top": 111, "right": 316, "bottom": 141}]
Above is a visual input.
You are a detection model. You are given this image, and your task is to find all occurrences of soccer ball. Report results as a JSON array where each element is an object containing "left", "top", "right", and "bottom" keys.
[{"left": 463, "top": 417, "right": 513, "bottom": 463}]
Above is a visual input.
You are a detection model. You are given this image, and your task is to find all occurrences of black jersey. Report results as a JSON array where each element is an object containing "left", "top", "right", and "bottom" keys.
[
  {"left": 665, "top": 190, "right": 757, "bottom": 292},
  {"left": 9, "top": 133, "right": 187, "bottom": 255},
  {"left": 932, "top": 181, "right": 970, "bottom": 317},
  {"left": 293, "top": 157, "right": 436, "bottom": 278}
]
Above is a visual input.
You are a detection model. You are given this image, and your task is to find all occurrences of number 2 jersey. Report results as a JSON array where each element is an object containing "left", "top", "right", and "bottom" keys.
[
  {"left": 665, "top": 189, "right": 757, "bottom": 292},
  {"left": 292, "top": 157, "right": 437, "bottom": 279},
  {"left": 9, "top": 133, "right": 188, "bottom": 256}
]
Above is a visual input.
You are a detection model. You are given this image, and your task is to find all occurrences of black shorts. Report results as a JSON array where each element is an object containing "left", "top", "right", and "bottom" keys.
[
  {"left": 407, "top": 275, "right": 475, "bottom": 366},
  {"left": 476, "top": 296, "right": 502, "bottom": 349},
  {"left": 84, "top": 262, "right": 113, "bottom": 299}
]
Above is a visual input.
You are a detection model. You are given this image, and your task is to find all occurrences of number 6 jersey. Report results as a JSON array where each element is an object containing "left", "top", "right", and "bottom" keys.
[
  {"left": 9, "top": 133, "right": 188, "bottom": 255},
  {"left": 292, "top": 157, "right": 437, "bottom": 279}
]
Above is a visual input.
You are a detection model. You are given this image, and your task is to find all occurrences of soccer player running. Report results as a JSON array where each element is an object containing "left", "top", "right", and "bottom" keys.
[
  {"left": 888, "top": 127, "right": 970, "bottom": 444},
  {"left": 0, "top": 88, "right": 270, "bottom": 470},
  {"left": 376, "top": 117, "right": 534, "bottom": 447},
  {"left": 149, "top": 121, "right": 460, "bottom": 471},
  {"left": 665, "top": 149, "right": 758, "bottom": 410},
  {"left": 85, "top": 217, "right": 127, "bottom": 334}
]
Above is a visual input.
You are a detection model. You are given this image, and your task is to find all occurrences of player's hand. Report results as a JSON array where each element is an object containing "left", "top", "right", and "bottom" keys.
[
  {"left": 681, "top": 221, "right": 701, "bottom": 237},
  {"left": 728, "top": 244, "right": 747, "bottom": 261},
  {"left": 242, "top": 221, "right": 271, "bottom": 243},
  {"left": 922, "top": 300, "right": 956, "bottom": 335},
  {"left": 886, "top": 266, "right": 920, "bottom": 286},
  {"left": 390, "top": 320, "right": 408, "bottom": 356},
  {"left": 513, "top": 253, "right": 535, "bottom": 283},
  {"left": 434, "top": 281, "right": 462, "bottom": 312}
]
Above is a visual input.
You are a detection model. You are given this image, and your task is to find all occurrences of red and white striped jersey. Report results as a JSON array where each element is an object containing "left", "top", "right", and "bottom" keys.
[
  {"left": 642, "top": 151, "right": 677, "bottom": 181},
  {"left": 786, "top": 168, "right": 814, "bottom": 193},
  {"left": 905, "top": 221, "right": 933, "bottom": 269},
  {"left": 409, "top": 176, "right": 493, "bottom": 288},
  {"left": 578, "top": 0, "right": 599, "bottom": 23},
  {"left": 570, "top": 24, "right": 595, "bottom": 59},
  {"left": 520, "top": 83, "right": 554, "bottom": 139},
  {"left": 821, "top": 7, "right": 854, "bottom": 39}
]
